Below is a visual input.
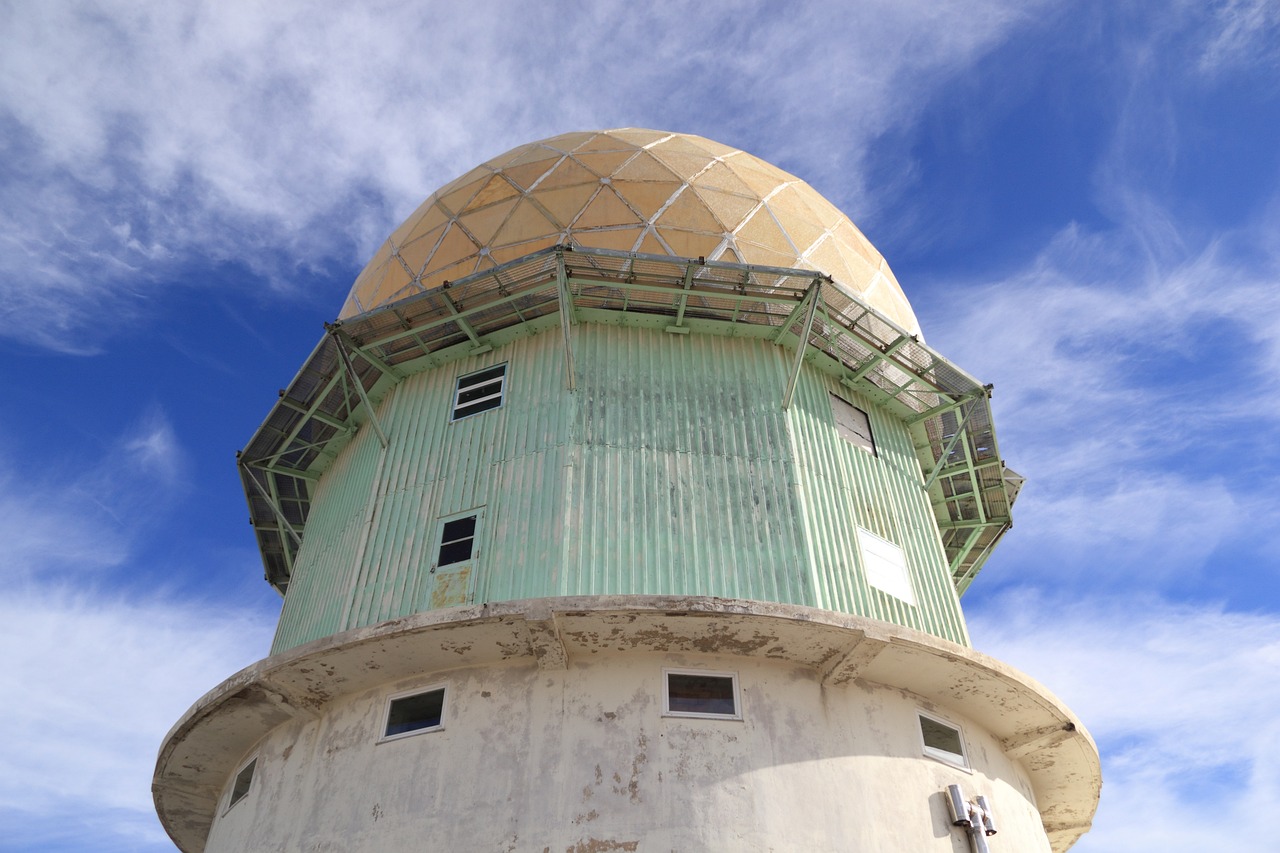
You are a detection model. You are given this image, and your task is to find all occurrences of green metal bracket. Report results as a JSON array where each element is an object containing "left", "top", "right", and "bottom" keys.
[
  {"left": 243, "top": 465, "right": 303, "bottom": 548},
  {"left": 330, "top": 329, "right": 389, "bottom": 449},
  {"left": 922, "top": 398, "right": 981, "bottom": 491},
  {"left": 330, "top": 327, "right": 402, "bottom": 381},
  {"left": 671, "top": 258, "right": 700, "bottom": 329},
  {"left": 556, "top": 250, "right": 577, "bottom": 391},
  {"left": 781, "top": 279, "right": 823, "bottom": 410},
  {"left": 438, "top": 288, "right": 485, "bottom": 346}
]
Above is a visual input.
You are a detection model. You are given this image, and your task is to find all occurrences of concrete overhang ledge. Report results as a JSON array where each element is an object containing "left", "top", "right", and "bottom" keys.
[{"left": 154, "top": 595, "right": 1100, "bottom": 853}]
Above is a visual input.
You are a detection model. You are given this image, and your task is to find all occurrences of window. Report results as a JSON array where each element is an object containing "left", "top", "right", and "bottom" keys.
[
  {"left": 663, "top": 669, "right": 741, "bottom": 720},
  {"left": 382, "top": 686, "right": 447, "bottom": 741},
  {"left": 857, "top": 527, "right": 917, "bottom": 606},
  {"left": 451, "top": 363, "right": 507, "bottom": 420},
  {"left": 225, "top": 757, "right": 256, "bottom": 812},
  {"left": 919, "top": 712, "right": 970, "bottom": 769},
  {"left": 437, "top": 514, "right": 477, "bottom": 567},
  {"left": 830, "top": 394, "right": 876, "bottom": 455}
]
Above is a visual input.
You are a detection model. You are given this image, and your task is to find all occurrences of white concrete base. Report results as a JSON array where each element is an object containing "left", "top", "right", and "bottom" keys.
[{"left": 155, "top": 596, "right": 1099, "bottom": 852}]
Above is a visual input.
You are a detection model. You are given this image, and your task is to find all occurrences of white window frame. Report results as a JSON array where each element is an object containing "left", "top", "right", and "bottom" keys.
[
  {"left": 450, "top": 363, "right": 507, "bottom": 421},
  {"left": 434, "top": 510, "right": 481, "bottom": 570},
  {"left": 222, "top": 754, "right": 258, "bottom": 814},
  {"left": 918, "top": 711, "right": 971, "bottom": 771},
  {"left": 856, "top": 526, "right": 918, "bottom": 607},
  {"left": 379, "top": 683, "right": 448, "bottom": 743},
  {"left": 662, "top": 668, "right": 742, "bottom": 721},
  {"left": 830, "top": 393, "right": 876, "bottom": 456}
]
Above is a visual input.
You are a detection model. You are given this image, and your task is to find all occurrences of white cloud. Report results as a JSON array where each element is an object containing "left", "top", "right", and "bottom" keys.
[
  {"left": 921, "top": 207, "right": 1280, "bottom": 586},
  {"left": 0, "top": 407, "right": 188, "bottom": 580},
  {"left": 0, "top": 0, "right": 1047, "bottom": 352},
  {"left": 1197, "top": 0, "right": 1280, "bottom": 75},
  {"left": 0, "top": 404, "right": 270, "bottom": 851},
  {"left": 970, "top": 593, "right": 1280, "bottom": 851},
  {"left": 0, "top": 586, "right": 273, "bottom": 852}
]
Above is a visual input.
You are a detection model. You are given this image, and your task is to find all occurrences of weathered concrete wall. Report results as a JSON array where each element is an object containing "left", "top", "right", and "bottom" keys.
[
  {"left": 206, "top": 651, "right": 1046, "bottom": 853},
  {"left": 157, "top": 599, "right": 1099, "bottom": 853}
]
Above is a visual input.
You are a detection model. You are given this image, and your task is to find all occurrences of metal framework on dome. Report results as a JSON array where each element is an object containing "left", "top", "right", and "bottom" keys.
[{"left": 239, "top": 245, "right": 1020, "bottom": 597}]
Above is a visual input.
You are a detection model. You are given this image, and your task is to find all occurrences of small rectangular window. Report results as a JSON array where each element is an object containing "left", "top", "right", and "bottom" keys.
[
  {"left": 919, "top": 713, "right": 969, "bottom": 769},
  {"left": 437, "top": 514, "right": 477, "bottom": 567},
  {"left": 663, "top": 669, "right": 741, "bottom": 720},
  {"left": 382, "top": 686, "right": 447, "bottom": 741},
  {"left": 226, "top": 757, "right": 256, "bottom": 811},
  {"left": 451, "top": 363, "right": 507, "bottom": 420},
  {"left": 857, "top": 527, "right": 917, "bottom": 606},
  {"left": 830, "top": 394, "right": 876, "bottom": 456}
]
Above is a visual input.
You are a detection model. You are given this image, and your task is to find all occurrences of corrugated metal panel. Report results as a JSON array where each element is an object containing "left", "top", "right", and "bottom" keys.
[
  {"left": 270, "top": 413, "right": 386, "bottom": 653},
  {"left": 272, "top": 324, "right": 969, "bottom": 652},
  {"left": 561, "top": 327, "right": 810, "bottom": 605},
  {"left": 786, "top": 370, "right": 968, "bottom": 644}
]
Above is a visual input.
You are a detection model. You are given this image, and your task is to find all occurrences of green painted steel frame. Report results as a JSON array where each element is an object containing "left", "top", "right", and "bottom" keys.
[{"left": 239, "top": 246, "right": 1020, "bottom": 595}]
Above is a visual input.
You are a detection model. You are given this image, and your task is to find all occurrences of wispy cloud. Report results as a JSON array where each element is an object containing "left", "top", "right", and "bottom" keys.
[
  {"left": 0, "top": 0, "right": 1046, "bottom": 353},
  {"left": 970, "top": 592, "right": 1280, "bottom": 851},
  {"left": 0, "top": 586, "right": 272, "bottom": 852},
  {"left": 1197, "top": 0, "right": 1280, "bottom": 75},
  {"left": 0, "top": 404, "right": 270, "bottom": 851},
  {"left": 922, "top": 209, "right": 1280, "bottom": 586},
  {"left": 0, "top": 407, "right": 188, "bottom": 579}
]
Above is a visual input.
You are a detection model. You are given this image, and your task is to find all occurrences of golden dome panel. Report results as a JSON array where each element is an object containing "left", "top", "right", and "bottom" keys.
[{"left": 341, "top": 129, "right": 918, "bottom": 334}]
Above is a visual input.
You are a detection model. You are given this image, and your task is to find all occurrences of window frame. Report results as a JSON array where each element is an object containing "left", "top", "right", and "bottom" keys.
[
  {"left": 917, "top": 711, "right": 971, "bottom": 771},
  {"left": 435, "top": 511, "right": 479, "bottom": 569},
  {"left": 450, "top": 363, "right": 508, "bottom": 422},
  {"left": 661, "top": 668, "right": 742, "bottom": 721},
  {"left": 379, "top": 683, "right": 448, "bottom": 743},
  {"left": 829, "top": 393, "right": 876, "bottom": 456},
  {"left": 856, "top": 526, "right": 918, "bottom": 607},
  {"left": 223, "top": 754, "right": 258, "bottom": 814}
]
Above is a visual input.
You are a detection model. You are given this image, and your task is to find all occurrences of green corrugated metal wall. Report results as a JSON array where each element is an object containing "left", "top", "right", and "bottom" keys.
[{"left": 271, "top": 324, "right": 968, "bottom": 653}]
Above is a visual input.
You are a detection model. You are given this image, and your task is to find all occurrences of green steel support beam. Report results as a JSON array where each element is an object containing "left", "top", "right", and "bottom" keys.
[
  {"left": 922, "top": 399, "right": 981, "bottom": 491},
  {"left": 937, "top": 518, "right": 1008, "bottom": 531},
  {"left": 565, "top": 276, "right": 804, "bottom": 307},
  {"left": 438, "top": 289, "right": 485, "bottom": 346},
  {"left": 257, "top": 372, "right": 350, "bottom": 473},
  {"left": 556, "top": 251, "right": 577, "bottom": 391},
  {"left": 781, "top": 280, "right": 822, "bottom": 411},
  {"left": 331, "top": 329, "right": 389, "bottom": 449},
  {"left": 556, "top": 250, "right": 579, "bottom": 324},
  {"left": 250, "top": 461, "right": 319, "bottom": 482},
  {"left": 391, "top": 307, "right": 443, "bottom": 369},
  {"left": 674, "top": 260, "right": 699, "bottom": 326},
  {"left": 929, "top": 456, "right": 1006, "bottom": 484},
  {"left": 244, "top": 465, "right": 303, "bottom": 548},
  {"left": 246, "top": 434, "right": 340, "bottom": 469},
  {"left": 948, "top": 526, "right": 987, "bottom": 580},
  {"left": 847, "top": 334, "right": 915, "bottom": 382},
  {"left": 330, "top": 326, "right": 402, "bottom": 381},
  {"left": 954, "top": 526, "right": 1007, "bottom": 593},
  {"left": 772, "top": 285, "right": 817, "bottom": 344},
  {"left": 277, "top": 396, "right": 351, "bottom": 432},
  {"left": 906, "top": 385, "right": 991, "bottom": 425}
]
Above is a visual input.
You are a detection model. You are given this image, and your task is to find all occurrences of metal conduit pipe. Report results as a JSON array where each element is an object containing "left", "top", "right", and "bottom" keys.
[{"left": 946, "top": 785, "right": 998, "bottom": 853}]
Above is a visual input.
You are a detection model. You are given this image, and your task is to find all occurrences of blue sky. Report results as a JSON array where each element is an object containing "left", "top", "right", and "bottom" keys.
[{"left": 2, "top": 2, "right": 1278, "bottom": 850}]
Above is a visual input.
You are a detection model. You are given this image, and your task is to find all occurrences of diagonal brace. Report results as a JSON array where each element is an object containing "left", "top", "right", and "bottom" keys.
[
  {"left": 772, "top": 280, "right": 820, "bottom": 344},
  {"left": 330, "top": 329, "right": 389, "bottom": 449},
  {"left": 923, "top": 399, "right": 981, "bottom": 490},
  {"left": 243, "top": 466, "right": 304, "bottom": 547},
  {"left": 781, "top": 280, "right": 823, "bottom": 410},
  {"left": 556, "top": 250, "right": 577, "bottom": 391}
]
